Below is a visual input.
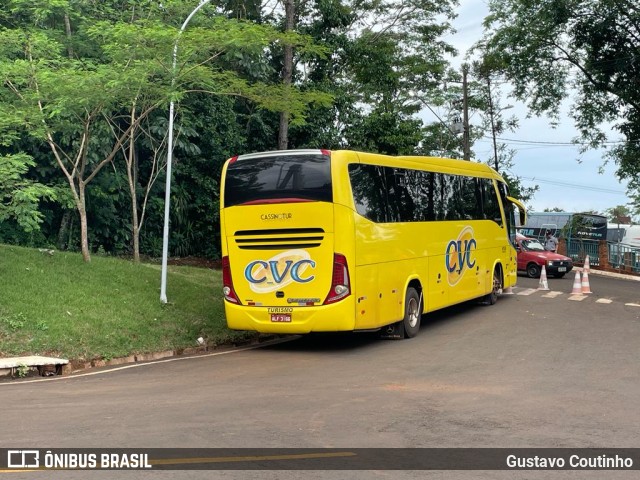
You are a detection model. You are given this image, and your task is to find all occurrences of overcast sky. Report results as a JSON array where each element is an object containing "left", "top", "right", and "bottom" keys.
[{"left": 437, "top": 0, "right": 631, "bottom": 215}]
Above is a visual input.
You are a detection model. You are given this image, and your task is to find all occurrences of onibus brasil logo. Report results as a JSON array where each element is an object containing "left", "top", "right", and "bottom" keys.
[
  {"left": 445, "top": 226, "right": 477, "bottom": 286},
  {"left": 244, "top": 249, "right": 316, "bottom": 293}
]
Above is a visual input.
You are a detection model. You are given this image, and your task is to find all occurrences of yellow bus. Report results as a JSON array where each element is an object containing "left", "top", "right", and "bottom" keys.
[{"left": 220, "top": 149, "right": 526, "bottom": 338}]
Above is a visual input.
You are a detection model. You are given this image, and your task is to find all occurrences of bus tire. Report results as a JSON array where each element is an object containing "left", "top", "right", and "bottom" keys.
[
  {"left": 402, "top": 287, "right": 422, "bottom": 338},
  {"left": 482, "top": 268, "right": 501, "bottom": 306}
]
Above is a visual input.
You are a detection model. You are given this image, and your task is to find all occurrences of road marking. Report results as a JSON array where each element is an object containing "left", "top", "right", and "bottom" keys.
[
  {"left": 517, "top": 288, "right": 537, "bottom": 296},
  {"left": 595, "top": 298, "right": 613, "bottom": 304},
  {"left": 568, "top": 295, "right": 587, "bottom": 301},
  {"left": 0, "top": 337, "right": 295, "bottom": 387},
  {"left": 541, "top": 291, "right": 563, "bottom": 298},
  {"left": 0, "top": 452, "right": 357, "bottom": 473},
  {"left": 625, "top": 303, "right": 640, "bottom": 307},
  {"left": 151, "top": 452, "right": 357, "bottom": 467}
]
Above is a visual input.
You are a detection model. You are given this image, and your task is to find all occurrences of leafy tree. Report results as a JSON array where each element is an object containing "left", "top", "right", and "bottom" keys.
[
  {"left": 0, "top": 153, "right": 55, "bottom": 232},
  {"left": 450, "top": 60, "right": 539, "bottom": 205},
  {"left": 605, "top": 205, "right": 632, "bottom": 224},
  {"left": 0, "top": 0, "right": 330, "bottom": 262},
  {"left": 286, "top": 0, "right": 457, "bottom": 153},
  {"left": 477, "top": 0, "right": 640, "bottom": 198}
]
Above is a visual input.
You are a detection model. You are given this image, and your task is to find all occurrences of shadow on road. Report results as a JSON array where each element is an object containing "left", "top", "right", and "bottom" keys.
[{"left": 261, "top": 300, "right": 486, "bottom": 353}]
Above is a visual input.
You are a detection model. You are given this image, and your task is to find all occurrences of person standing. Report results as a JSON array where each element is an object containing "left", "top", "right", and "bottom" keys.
[{"left": 544, "top": 230, "right": 558, "bottom": 253}]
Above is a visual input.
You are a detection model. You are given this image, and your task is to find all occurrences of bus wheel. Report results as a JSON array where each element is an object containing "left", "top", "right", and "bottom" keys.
[
  {"left": 402, "top": 287, "right": 422, "bottom": 338},
  {"left": 482, "top": 268, "right": 501, "bottom": 305}
]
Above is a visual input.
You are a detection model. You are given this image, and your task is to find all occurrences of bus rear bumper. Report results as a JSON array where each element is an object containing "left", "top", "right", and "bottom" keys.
[{"left": 224, "top": 299, "right": 355, "bottom": 334}]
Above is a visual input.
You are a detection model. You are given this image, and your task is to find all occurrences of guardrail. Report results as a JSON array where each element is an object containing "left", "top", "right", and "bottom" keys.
[
  {"left": 607, "top": 242, "right": 640, "bottom": 273},
  {"left": 559, "top": 239, "right": 640, "bottom": 275},
  {"left": 565, "top": 239, "right": 600, "bottom": 266}
]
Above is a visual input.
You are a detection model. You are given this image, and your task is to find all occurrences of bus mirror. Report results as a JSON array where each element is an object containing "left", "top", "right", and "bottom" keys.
[{"left": 507, "top": 196, "right": 526, "bottom": 225}]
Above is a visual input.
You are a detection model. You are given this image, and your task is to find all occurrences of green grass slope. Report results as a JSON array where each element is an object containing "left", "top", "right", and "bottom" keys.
[{"left": 0, "top": 244, "right": 251, "bottom": 361}]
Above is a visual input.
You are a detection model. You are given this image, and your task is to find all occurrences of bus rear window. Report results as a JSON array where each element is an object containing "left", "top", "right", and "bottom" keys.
[{"left": 224, "top": 153, "right": 332, "bottom": 207}]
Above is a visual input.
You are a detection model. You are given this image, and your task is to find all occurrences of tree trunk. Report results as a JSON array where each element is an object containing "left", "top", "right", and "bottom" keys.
[
  {"left": 278, "top": 0, "right": 295, "bottom": 150},
  {"left": 64, "top": 14, "right": 74, "bottom": 58},
  {"left": 57, "top": 210, "right": 71, "bottom": 250},
  {"left": 127, "top": 105, "right": 141, "bottom": 263},
  {"left": 78, "top": 181, "right": 91, "bottom": 263}
]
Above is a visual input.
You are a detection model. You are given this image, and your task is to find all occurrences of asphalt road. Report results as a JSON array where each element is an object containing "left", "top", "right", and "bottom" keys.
[{"left": 1, "top": 272, "right": 639, "bottom": 480}]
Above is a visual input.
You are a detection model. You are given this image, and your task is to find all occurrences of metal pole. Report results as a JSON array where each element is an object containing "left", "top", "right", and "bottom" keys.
[
  {"left": 160, "top": 0, "right": 212, "bottom": 304},
  {"left": 462, "top": 63, "right": 471, "bottom": 161},
  {"left": 486, "top": 76, "right": 499, "bottom": 172}
]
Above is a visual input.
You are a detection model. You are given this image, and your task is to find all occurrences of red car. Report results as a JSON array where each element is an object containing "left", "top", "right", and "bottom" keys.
[{"left": 515, "top": 234, "right": 573, "bottom": 278}]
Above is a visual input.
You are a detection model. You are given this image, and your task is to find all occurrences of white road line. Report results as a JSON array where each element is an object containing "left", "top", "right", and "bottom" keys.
[
  {"left": 0, "top": 338, "right": 293, "bottom": 386},
  {"left": 542, "top": 291, "right": 564, "bottom": 298},
  {"left": 595, "top": 298, "right": 613, "bottom": 304},
  {"left": 568, "top": 295, "right": 587, "bottom": 301},
  {"left": 625, "top": 303, "right": 640, "bottom": 307},
  {"left": 516, "top": 288, "right": 538, "bottom": 296}
]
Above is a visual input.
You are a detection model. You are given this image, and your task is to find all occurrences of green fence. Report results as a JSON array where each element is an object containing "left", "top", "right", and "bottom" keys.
[
  {"left": 608, "top": 242, "right": 640, "bottom": 273},
  {"left": 565, "top": 239, "right": 600, "bottom": 266}
]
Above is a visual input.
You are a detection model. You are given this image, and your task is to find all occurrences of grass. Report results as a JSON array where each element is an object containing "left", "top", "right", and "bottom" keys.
[{"left": 0, "top": 244, "right": 254, "bottom": 361}]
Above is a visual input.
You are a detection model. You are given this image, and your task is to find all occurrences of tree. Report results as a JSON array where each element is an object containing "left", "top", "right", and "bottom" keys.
[
  {"left": 605, "top": 205, "right": 632, "bottom": 224},
  {"left": 0, "top": 153, "right": 55, "bottom": 232},
  {"left": 447, "top": 60, "right": 539, "bottom": 205},
  {"left": 0, "top": 0, "right": 330, "bottom": 262},
  {"left": 283, "top": 0, "right": 458, "bottom": 153},
  {"left": 477, "top": 0, "right": 640, "bottom": 196}
]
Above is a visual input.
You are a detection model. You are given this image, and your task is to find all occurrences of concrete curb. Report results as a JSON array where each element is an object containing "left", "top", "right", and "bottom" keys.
[
  {"left": 578, "top": 267, "right": 640, "bottom": 282},
  {"left": 0, "top": 334, "right": 282, "bottom": 381}
]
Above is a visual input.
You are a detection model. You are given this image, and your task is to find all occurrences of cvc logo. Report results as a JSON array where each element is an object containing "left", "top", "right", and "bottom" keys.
[
  {"left": 445, "top": 226, "right": 477, "bottom": 286},
  {"left": 244, "top": 249, "right": 316, "bottom": 293}
]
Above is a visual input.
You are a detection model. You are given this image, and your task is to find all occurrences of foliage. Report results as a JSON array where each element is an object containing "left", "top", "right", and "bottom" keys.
[
  {"left": 0, "top": 0, "right": 462, "bottom": 261},
  {"left": 604, "top": 205, "right": 633, "bottom": 224},
  {"left": 478, "top": 0, "right": 640, "bottom": 195},
  {"left": 0, "top": 153, "right": 55, "bottom": 232}
]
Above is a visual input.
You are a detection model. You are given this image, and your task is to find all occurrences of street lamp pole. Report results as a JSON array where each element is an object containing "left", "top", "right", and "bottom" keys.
[
  {"left": 160, "top": 0, "right": 212, "bottom": 304},
  {"left": 486, "top": 76, "right": 500, "bottom": 172}
]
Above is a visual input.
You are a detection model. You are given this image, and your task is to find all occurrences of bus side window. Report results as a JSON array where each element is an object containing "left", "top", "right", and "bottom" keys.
[
  {"left": 348, "top": 164, "right": 389, "bottom": 223},
  {"left": 460, "top": 176, "right": 480, "bottom": 220},
  {"left": 481, "top": 179, "right": 503, "bottom": 226},
  {"left": 386, "top": 167, "right": 415, "bottom": 222}
]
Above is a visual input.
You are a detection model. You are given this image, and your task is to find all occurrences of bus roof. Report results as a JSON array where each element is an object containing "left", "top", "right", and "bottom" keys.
[
  {"left": 228, "top": 149, "right": 505, "bottom": 180},
  {"left": 349, "top": 151, "right": 503, "bottom": 179}
]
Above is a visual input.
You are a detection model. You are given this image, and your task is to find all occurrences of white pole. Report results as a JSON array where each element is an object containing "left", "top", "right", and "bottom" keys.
[{"left": 160, "top": 0, "right": 213, "bottom": 303}]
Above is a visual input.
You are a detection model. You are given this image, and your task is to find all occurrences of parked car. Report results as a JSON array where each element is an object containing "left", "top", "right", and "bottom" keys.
[{"left": 515, "top": 234, "right": 573, "bottom": 278}]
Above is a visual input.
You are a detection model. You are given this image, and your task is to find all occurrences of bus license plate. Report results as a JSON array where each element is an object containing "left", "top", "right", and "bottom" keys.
[
  {"left": 271, "top": 313, "right": 291, "bottom": 323},
  {"left": 558, "top": 267, "right": 567, "bottom": 272}
]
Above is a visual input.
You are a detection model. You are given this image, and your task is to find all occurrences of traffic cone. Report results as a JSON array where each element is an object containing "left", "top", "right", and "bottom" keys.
[
  {"left": 538, "top": 265, "right": 549, "bottom": 290},
  {"left": 571, "top": 270, "right": 583, "bottom": 295},
  {"left": 581, "top": 270, "right": 592, "bottom": 294},
  {"left": 584, "top": 255, "right": 591, "bottom": 273}
]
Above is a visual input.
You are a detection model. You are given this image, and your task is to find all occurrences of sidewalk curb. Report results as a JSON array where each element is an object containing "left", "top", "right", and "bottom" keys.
[
  {"left": 577, "top": 267, "right": 640, "bottom": 282},
  {"left": 0, "top": 334, "right": 283, "bottom": 381}
]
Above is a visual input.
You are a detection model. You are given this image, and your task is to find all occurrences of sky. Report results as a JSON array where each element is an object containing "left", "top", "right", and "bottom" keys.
[{"left": 434, "top": 0, "right": 632, "bottom": 215}]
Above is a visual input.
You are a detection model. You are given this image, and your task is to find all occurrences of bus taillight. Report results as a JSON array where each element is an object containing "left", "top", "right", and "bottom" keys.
[
  {"left": 323, "top": 253, "right": 351, "bottom": 304},
  {"left": 222, "top": 256, "right": 240, "bottom": 304}
]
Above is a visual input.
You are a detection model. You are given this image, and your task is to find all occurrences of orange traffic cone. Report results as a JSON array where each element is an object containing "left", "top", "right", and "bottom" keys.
[
  {"left": 584, "top": 255, "right": 591, "bottom": 273},
  {"left": 581, "top": 270, "right": 592, "bottom": 294},
  {"left": 571, "top": 270, "right": 583, "bottom": 295},
  {"left": 538, "top": 265, "right": 549, "bottom": 290}
]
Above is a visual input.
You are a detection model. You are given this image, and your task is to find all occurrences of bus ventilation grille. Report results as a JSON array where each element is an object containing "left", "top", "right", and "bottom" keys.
[{"left": 234, "top": 228, "right": 325, "bottom": 250}]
